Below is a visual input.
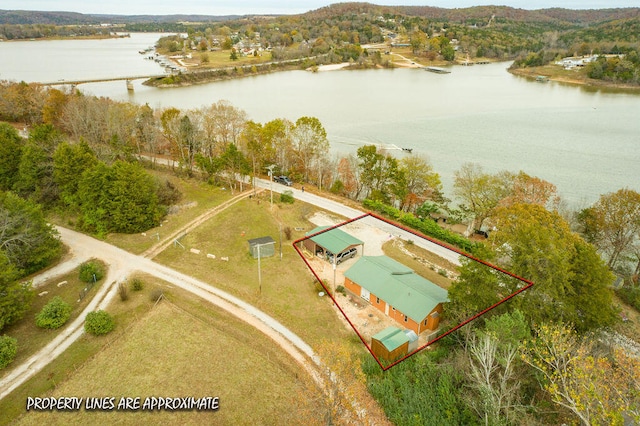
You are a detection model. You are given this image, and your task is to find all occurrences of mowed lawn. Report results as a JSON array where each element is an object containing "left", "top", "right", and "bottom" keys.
[
  {"left": 13, "top": 289, "right": 321, "bottom": 426},
  {"left": 153, "top": 192, "right": 353, "bottom": 348}
]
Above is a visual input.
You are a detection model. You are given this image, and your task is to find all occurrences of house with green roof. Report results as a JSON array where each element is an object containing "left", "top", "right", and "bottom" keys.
[
  {"left": 344, "top": 256, "right": 449, "bottom": 335},
  {"left": 301, "top": 226, "right": 364, "bottom": 263}
]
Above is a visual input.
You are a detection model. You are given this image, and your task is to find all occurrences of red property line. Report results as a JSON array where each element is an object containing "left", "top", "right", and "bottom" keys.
[{"left": 293, "top": 212, "right": 534, "bottom": 371}]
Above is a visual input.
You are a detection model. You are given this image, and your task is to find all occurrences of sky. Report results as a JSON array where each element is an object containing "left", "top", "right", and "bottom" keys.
[{"left": 2, "top": 1, "right": 639, "bottom": 16}]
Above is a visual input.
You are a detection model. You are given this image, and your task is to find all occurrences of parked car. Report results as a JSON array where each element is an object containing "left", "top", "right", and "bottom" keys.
[
  {"left": 274, "top": 175, "right": 293, "bottom": 186},
  {"left": 326, "top": 247, "right": 357, "bottom": 264}
]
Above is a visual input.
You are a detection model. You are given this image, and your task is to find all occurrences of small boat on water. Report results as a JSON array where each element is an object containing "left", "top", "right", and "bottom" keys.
[
  {"left": 424, "top": 66, "right": 451, "bottom": 74},
  {"left": 402, "top": 147, "right": 413, "bottom": 153}
]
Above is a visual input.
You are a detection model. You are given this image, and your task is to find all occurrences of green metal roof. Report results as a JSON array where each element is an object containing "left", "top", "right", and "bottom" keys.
[
  {"left": 344, "top": 256, "right": 449, "bottom": 323},
  {"left": 372, "top": 326, "right": 409, "bottom": 351},
  {"left": 306, "top": 226, "right": 363, "bottom": 254}
]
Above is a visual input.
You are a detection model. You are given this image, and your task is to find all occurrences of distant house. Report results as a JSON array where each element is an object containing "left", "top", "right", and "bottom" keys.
[
  {"left": 344, "top": 256, "right": 449, "bottom": 334},
  {"left": 248, "top": 236, "right": 275, "bottom": 259},
  {"left": 301, "top": 226, "right": 364, "bottom": 263}
]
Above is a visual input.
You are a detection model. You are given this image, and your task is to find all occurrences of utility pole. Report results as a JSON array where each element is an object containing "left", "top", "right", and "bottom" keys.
[
  {"left": 266, "top": 164, "right": 275, "bottom": 209},
  {"left": 257, "top": 243, "right": 262, "bottom": 295}
]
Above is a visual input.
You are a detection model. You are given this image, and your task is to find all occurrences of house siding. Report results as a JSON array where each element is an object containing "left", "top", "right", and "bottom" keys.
[
  {"left": 344, "top": 278, "right": 443, "bottom": 335},
  {"left": 371, "top": 339, "right": 409, "bottom": 362}
]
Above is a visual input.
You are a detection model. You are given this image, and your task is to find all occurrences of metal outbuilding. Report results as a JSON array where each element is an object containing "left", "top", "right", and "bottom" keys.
[{"left": 248, "top": 236, "right": 276, "bottom": 259}]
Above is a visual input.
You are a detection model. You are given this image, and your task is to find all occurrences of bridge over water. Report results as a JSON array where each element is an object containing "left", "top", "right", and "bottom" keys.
[{"left": 38, "top": 74, "right": 166, "bottom": 90}]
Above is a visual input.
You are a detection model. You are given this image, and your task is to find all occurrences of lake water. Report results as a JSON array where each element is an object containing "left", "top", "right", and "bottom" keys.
[{"left": 1, "top": 32, "right": 639, "bottom": 206}]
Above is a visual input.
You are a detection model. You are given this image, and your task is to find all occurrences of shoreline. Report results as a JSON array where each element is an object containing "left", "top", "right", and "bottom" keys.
[{"left": 508, "top": 66, "right": 640, "bottom": 92}]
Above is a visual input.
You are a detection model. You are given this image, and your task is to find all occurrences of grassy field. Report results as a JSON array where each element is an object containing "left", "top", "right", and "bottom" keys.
[
  {"left": 0, "top": 260, "right": 106, "bottom": 380},
  {"left": 7, "top": 279, "right": 322, "bottom": 425},
  {"left": 153, "top": 191, "right": 353, "bottom": 348}
]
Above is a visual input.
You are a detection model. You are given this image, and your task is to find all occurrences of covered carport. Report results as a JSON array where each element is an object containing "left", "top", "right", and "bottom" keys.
[{"left": 301, "top": 226, "right": 364, "bottom": 262}]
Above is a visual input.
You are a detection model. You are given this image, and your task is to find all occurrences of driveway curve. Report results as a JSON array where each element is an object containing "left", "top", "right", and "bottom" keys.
[{"left": 0, "top": 227, "right": 318, "bottom": 401}]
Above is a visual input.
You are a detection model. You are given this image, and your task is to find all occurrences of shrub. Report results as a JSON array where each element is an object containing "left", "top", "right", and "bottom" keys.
[
  {"left": 284, "top": 226, "right": 292, "bottom": 240},
  {"left": 150, "top": 288, "right": 164, "bottom": 302},
  {"left": 280, "top": 190, "right": 294, "bottom": 204},
  {"left": 36, "top": 296, "right": 72, "bottom": 329},
  {"left": 79, "top": 261, "right": 104, "bottom": 283},
  {"left": 130, "top": 278, "right": 144, "bottom": 291},
  {"left": 117, "top": 282, "right": 128, "bottom": 301},
  {"left": 336, "top": 285, "right": 346, "bottom": 295},
  {"left": 0, "top": 335, "right": 18, "bottom": 369},
  {"left": 84, "top": 310, "right": 115, "bottom": 336}
]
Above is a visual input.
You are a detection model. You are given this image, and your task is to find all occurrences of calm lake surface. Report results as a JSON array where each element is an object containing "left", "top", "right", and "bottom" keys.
[{"left": 2, "top": 32, "right": 639, "bottom": 206}]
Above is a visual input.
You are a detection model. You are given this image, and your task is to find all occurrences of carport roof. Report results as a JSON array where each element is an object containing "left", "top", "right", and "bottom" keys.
[{"left": 306, "top": 226, "right": 363, "bottom": 254}]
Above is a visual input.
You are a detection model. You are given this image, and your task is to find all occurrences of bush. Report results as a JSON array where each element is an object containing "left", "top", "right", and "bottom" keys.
[
  {"left": 118, "top": 282, "right": 128, "bottom": 301},
  {"left": 280, "top": 190, "right": 294, "bottom": 204},
  {"left": 79, "top": 261, "right": 104, "bottom": 283},
  {"left": 284, "top": 226, "right": 292, "bottom": 240},
  {"left": 84, "top": 310, "right": 115, "bottom": 336},
  {"left": 130, "top": 278, "right": 144, "bottom": 291},
  {"left": 0, "top": 335, "right": 18, "bottom": 369},
  {"left": 150, "top": 288, "right": 164, "bottom": 302},
  {"left": 36, "top": 296, "right": 72, "bottom": 329}
]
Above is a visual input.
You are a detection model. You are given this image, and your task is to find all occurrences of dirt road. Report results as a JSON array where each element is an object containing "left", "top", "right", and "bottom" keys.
[{"left": 0, "top": 226, "right": 318, "bottom": 401}]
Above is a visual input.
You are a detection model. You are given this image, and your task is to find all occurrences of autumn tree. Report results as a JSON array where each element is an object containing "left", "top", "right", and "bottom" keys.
[
  {"left": 357, "top": 145, "right": 401, "bottom": 202},
  {"left": 490, "top": 203, "right": 617, "bottom": 331},
  {"left": 522, "top": 323, "right": 640, "bottom": 425},
  {"left": 219, "top": 143, "right": 250, "bottom": 193},
  {"left": 398, "top": 155, "right": 443, "bottom": 212},
  {"left": 334, "top": 155, "right": 359, "bottom": 198},
  {"left": 290, "top": 116, "right": 329, "bottom": 182},
  {"left": 264, "top": 118, "right": 293, "bottom": 172},
  {"left": 449, "top": 203, "right": 617, "bottom": 332},
  {"left": 133, "top": 103, "right": 160, "bottom": 159},
  {"left": 578, "top": 188, "right": 640, "bottom": 270},
  {"left": 502, "top": 171, "right": 559, "bottom": 210},
  {"left": 0, "top": 82, "right": 45, "bottom": 124},
  {"left": 453, "top": 163, "right": 513, "bottom": 236},
  {"left": 161, "top": 108, "right": 199, "bottom": 176},
  {"left": 41, "top": 88, "right": 69, "bottom": 128}
]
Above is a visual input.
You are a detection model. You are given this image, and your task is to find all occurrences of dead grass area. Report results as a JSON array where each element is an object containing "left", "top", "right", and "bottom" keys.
[
  {"left": 0, "top": 260, "right": 106, "bottom": 380},
  {"left": 382, "top": 239, "right": 457, "bottom": 289},
  {"left": 12, "top": 281, "right": 321, "bottom": 426}
]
